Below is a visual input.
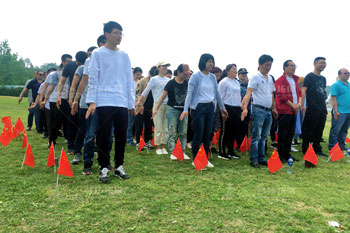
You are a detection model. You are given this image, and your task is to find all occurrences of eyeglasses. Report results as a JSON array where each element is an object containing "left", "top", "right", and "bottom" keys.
[
  {"left": 38, "top": 73, "right": 43, "bottom": 76},
  {"left": 343, "top": 72, "right": 350, "bottom": 75}
]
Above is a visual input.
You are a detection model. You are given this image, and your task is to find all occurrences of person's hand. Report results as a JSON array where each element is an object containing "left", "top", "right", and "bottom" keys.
[
  {"left": 272, "top": 109, "right": 279, "bottom": 120},
  {"left": 68, "top": 98, "right": 73, "bottom": 108},
  {"left": 292, "top": 103, "right": 299, "bottom": 115},
  {"left": 85, "top": 103, "right": 96, "bottom": 119},
  {"left": 56, "top": 97, "right": 62, "bottom": 110},
  {"left": 221, "top": 110, "right": 228, "bottom": 122},
  {"left": 28, "top": 103, "right": 36, "bottom": 110},
  {"left": 151, "top": 109, "right": 158, "bottom": 119},
  {"left": 40, "top": 100, "right": 46, "bottom": 109},
  {"left": 301, "top": 106, "right": 306, "bottom": 112},
  {"left": 334, "top": 111, "right": 340, "bottom": 121},
  {"left": 179, "top": 112, "right": 188, "bottom": 121},
  {"left": 71, "top": 100, "right": 79, "bottom": 116},
  {"left": 139, "top": 105, "right": 144, "bottom": 115},
  {"left": 128, "top": 109, "right": 135, "bottom": 116},
  {"left": 18, "top": 97, "right": 23, "bottom": 104},
  {"left": 241, "top": 109, "right": 248, "bottom": 121}
]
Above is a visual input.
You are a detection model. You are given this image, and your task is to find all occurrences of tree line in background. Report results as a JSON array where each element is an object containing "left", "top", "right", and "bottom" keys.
[{"left": 0, "top": 40, "right": 58, "bottom": 86}]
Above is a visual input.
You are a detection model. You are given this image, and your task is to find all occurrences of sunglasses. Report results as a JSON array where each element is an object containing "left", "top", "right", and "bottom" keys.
[{"left": 38, "top": 73, "right": 43, "bottom": 76}]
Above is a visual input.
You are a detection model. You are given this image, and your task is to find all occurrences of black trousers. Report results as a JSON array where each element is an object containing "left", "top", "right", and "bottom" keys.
[
  {"left": 302, "top": 107, "right": 327, "bottom": 153},
  {"left": 45, "top": 108, "right": 51, "bottom": 141},
  {"left": 220, "top": 105, "right": 241, "bottom": 155},
  {"left": 277, "top": 114, "right": 296, "bottom": 161},
  {"left": 38, "top": 108, "right": 48, "bottom": 134},
  {"left": 236, "top": 110, "right": 250, "bottom": 147},
  {"left": 187, "top": 112, "right": 194, "bottom": 143},
  {"left": 74, "top": 108, "right": 87, "bottom": 154},
  {"left": 60, "top": 99, "right": 69, "bottom": 139},
  {"left": 66, "top": 103, "right": 79, "bottom": 150},
  {"left": 96, "top": 106, "right": 128, "bottom": 169},
  {"left": 49, "top": 102, "right": 62, "bottom": 145},
  {"left": 135, "top": 107, "right": 153, "bottom": 143}
]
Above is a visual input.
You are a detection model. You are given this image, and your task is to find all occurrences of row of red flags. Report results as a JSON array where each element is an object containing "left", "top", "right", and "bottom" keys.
[{"left": 212, "top": 129, "right": 252, "bottom": 152}]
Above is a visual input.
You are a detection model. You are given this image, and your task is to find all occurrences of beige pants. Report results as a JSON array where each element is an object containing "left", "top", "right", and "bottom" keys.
[{"left": 153, "top": 103, "right": 168, "bottom": 145}]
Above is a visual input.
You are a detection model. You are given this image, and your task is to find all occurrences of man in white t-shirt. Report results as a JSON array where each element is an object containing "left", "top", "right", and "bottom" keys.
[
  {"left": 86, "top": 21, "right": 134, "bottom": 183},
  {"left": 241, "top": 54, "right": 278, "bottom": 168}
]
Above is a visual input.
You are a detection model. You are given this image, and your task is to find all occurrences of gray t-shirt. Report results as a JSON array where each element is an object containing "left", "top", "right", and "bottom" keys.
[{"left": 74, "top": 65, "right": 88, "bottom": 109}]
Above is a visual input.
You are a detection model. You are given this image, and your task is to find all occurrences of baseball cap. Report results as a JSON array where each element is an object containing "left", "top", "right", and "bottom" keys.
[
  {"left": 238, "top": 68, "right": 248, "bottom": 74},
  {"left": 157, "top": 62, "right": 170, "bottom": 67},
  {"left": 182, "top": 64, "right": 192, "bottom": 75}
]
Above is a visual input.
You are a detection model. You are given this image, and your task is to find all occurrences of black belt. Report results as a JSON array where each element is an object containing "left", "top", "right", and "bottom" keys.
[{"left": 253, "top": 104, "right": 271, "bottom": 111}]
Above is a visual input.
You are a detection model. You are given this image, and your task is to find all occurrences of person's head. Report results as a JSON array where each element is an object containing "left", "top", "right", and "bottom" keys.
[
  {"left": 338, "top": 68, "right": 350, "bottom": 82},
  {"left": 221, "top": 64, "right": 237, "bottom": 79},
  {"left": 258, "top": 54, "right": 273, "bottom": 75},
  {"left": 238, "top": 68, "right": 248, "bottom": 83},
  {"left": 283, "top": 60, "right": 296, "bottom": 76},
  {"left": 61, "top": 54, "right": 72, "bottom": 67},
  {"left": 103, "top": 21, "right": 123, "bottom": 46},
  {"left": 176, "top": 64, "right": 192, "bottom": 80},
  {"left": 75, "top": 51, "right": 88, "bottom": 65},
  {"left": 314, "top": 57, "right": 326, "bottom": 72},
  {"left": 33, "top": 70, "right": 38, "bottom": 78},
  {"left": 198, "top": 53, "right": 215, "bottom": 73},
  {"left": 47, "top": 68, "right": 57, "bottom": 74},
  {"left": 212, "top": 67, "right": 222, "bottom": 81},
  {"left": 37, "top": 71, "right": 44, "bottom": 80},
  {"left": 156, "top": 62, "right": 171, "bottom": 76},
  {"left": 133, "top": 67, "right": 143, "bottom": 81},
  {"left": 97, "top": 35, "right": 107, "bottom": 47},
  {"left": 87, "top": 46, "right": 97, "bottom": 57},
  {"left": 149, "top": 66, "right": 158, "bottom": 77},
  {"left": 166, "top": 69, "right": 172, "bottom": 79}
]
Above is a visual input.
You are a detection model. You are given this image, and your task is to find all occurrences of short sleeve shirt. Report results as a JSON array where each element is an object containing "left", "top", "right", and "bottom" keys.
[
  {"left": 248, "top": 72, "right": 275, "bottom": 108},
  {"left": 304, "top": 72, "right": 327, "bottom": 110},
  {"left": 62, "top": 61, "right": 78, "bottom": 87},
  {"left": 27, "top": 79, "right": 41, "bottom": 102},
  {"left": 330, "top": 80, "right": 350, "bottom": 113},
  {"left": 164, "top": 79, "right": 188, "bottom": 110}
]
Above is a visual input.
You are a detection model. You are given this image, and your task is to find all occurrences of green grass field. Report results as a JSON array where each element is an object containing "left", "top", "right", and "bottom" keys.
[{"left": 0, "top": 96, "right": 349, "bottom": 232}]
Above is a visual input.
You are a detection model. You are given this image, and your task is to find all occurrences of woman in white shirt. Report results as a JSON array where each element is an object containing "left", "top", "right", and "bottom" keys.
[{"left": 218, "top": 64, "right": 242, "bottom": 160}]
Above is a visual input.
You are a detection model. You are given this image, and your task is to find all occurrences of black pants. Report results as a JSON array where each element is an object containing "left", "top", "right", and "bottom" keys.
[
  {"left": 135, "top": 107, "right": 153, "bottom": 143},
  {"left": 38, "top": 108, "right": 47, "bottom": 134},
  {"left": 236, "top": 110, "right": 250, "bottom": 147},
  {"left": 96, "top": 106, "right": 128, "bottom": 169},
  {"left": 66, "top": 103, "right": 79, "bottom": 150},
  {"left": 302, "top": 107, "right": 327, "bottom": 153},
  {"left": 277, "top": 114, "right": 296, "bottom": 161},
  {"left": 270, "top": 118, "right": 278, "bottom": 142},
  {"left": 49, "top": 102, "right": 62, "bottom": 145},
  {"left": 45, "top": 108, "right": 51, "bottom": 140},
  {"left": 74, "top": 108, "right": 87, "bottom": 154},
  {"left": 220, "top": 105, "right": 241, "bottom": 155},
  {"left": 60, "top": 99, "right": 69, "bottom": 139},
  {"left": 187, "top": 112, "right": 194, "bottom": 143}
]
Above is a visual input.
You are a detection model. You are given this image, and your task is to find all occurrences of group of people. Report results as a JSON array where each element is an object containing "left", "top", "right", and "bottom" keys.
[{"left": 18, "top": 21, "right": 350, "bottom": 183}]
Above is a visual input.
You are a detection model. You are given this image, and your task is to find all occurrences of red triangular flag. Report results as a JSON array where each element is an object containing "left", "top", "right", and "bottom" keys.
[
  {"left": 24, "top": 143, "right": 35, "bottom": 168},
  {"left": 0, "top": 128, "right": 8, "bottom": 147},
  {"left": 2, "top": 116, "right": 12, "bottom": 129},
  {"left": 1, "top": 128, "right": 12, "bottom": 147},
  {"left": 240, "top": 136, "right": 251, "bottom": 152},
  {"left": 329, "top": 143, "right": 344, "bottom": 162},
  {"left": 14, "top": 117, "right": 25, "bottom": 134},
  {"left": 345, "top": 137, "right": 350, "bottom": 143},
  {"left": 212, "top": 132, "right": 218, "bottom": 146},
  {"left": 47, "top": 142, "right": 56, "bottom": 168},
  {"left": 22, "top": 131, "right": 28, "bottom": 149},
  {"left": 138, "top": 137, "right": 146, "bottom": 154},
  {"left": 234, "top": 140, "right": 238, "bottom": 149},
  {"left": 303, "top": 144, "right": 318, "bottom": 166},
  {"left": 172, "top": 138, "right": 184, "bottom": 161},
  {"left": 267, "top": 149, "right": 283, "bottom": 174},
  {"left": 193, "top": 145, "right": 208, "bottom": 171},
  {"left": 11, "top": 127, "right": 18, "bottom": 139},
  {"left": 57, "top": 148, "right": 73, "bottom": 177},
  {"left": 216, "top": 129, "right": 221, "bottom": 140},
  {"left": 151, "top": 135, "right": 155, "bottom": 147}
]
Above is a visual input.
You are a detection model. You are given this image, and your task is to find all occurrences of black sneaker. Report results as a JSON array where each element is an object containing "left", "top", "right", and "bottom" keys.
[
  {"left": 99, "top": 168, "right": 109, "bottom": 183},
  {"left": 229, "top": 152, "right": 241, "bottom": 159},
  {"left": 218, "top": 153, "right": 231, "bottom": 160},
  {"left": 270, "top": 142, "right": 278, "bottom": 148},
  {"left": 146, "top": 142, "right": 154, "bottom": 149},
  {"left": 250, "top": 162, "right": 260, "bottom": 168},
  {"left": 26, "top": 127, "right": 31, "bottom": 131},
  {"left": 82, "top": 167, "right": 92, "bottom": 175},
  {"left": 316, "top": 151, "right": 328, "bottom": 157},
  {"left": 114, "top": 165, "right": 130, "bottom": 179},
  {"left": 258, "top": 160, "right": 268, "bottom": 166}
]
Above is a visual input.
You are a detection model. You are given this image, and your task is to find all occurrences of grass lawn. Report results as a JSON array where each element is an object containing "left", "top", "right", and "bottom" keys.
[{"left": 0, "top": 96, "right": 349, "bottom": 232}]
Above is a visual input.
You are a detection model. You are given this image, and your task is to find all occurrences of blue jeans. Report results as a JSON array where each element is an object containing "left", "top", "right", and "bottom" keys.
[
  {"left": 328, "top": 113, "right": 350, "bottom": 150},
  {"left": 250, "top": 106, "right": 272, "bottom": 163},
  {"left": 28, "top": 104, "right": 40, "bottom": 131},
  {"left": 191, "top": 103, "right": 214, "bottom": 160},
  {"left": 166, "top": 106, "right": 188, "bottom": 154},
  {"left": 126, "top": 112, "right": 135, "bottom": 144},
  {"left": 74, "top": 108, "right": 87, "bottom": 154}
]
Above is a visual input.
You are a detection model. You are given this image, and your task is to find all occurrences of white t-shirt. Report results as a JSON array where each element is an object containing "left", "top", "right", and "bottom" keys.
[
  {"left": 286, "top": 76, "right": 297, "bottom": 104},
  {"left": 141, "top": 75, "right": 169, "bottom": 104},
  {"left": 218, "top": 77, "right": 241, "bottom": 107},
  {"left": 248, "top": 72, "right": 275, "bottom": 108}
]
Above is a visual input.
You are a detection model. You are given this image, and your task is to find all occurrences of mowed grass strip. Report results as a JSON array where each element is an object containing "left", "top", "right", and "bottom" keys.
[{"left": 0, "top": 96, "right": 349, "bottom": 232}]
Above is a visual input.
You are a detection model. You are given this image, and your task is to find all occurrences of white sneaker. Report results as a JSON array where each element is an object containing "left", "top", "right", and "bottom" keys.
[
  {"left": 162, "top": 148, "right": 168, "bottom": 154},
  {"left": 187, "top": 143, "right": 192, "bottom": 149},
  {"left": 290, "top": 146, "right": 298, "bottom": 152},
  {"left": 183, "top": 153, "right": 191, "bottom": 160},
  {"left": 206, "top": 161, "right": 214, "bottom": 168},
  {"left": 156, "top": 149, "right": 163, "bottom": 155},
  {"left": 170, "top": 154, "right": 177, "bottom": 160}
]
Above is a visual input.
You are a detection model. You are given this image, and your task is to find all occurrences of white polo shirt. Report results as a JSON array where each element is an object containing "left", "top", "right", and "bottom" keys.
[{"left": 248, "top": 72, "right": 275, "bottom": 108}]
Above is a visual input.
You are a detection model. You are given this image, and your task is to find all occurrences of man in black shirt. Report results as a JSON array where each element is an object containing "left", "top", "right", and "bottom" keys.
[
  {"left": 301, "top": 57, "right": 328, "bottom": 167},
  {"left": 56, "top": 51, "right": 88, "bottom": 153},
  {"left": 152, "top": 64, "right": 192, "bottom": 160}
]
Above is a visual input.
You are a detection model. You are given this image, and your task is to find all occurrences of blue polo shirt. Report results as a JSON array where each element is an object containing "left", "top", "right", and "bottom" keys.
[{"left": 330, "top": 80, "right": 350, "bottom": 113}]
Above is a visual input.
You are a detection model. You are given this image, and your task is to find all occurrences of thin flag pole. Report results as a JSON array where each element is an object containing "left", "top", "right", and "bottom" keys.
[{"left": 21, "top": 151, "right": 26, "bottom": 169}]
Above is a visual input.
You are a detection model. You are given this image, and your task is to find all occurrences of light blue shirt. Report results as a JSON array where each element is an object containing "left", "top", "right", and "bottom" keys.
[
  {"left": 331, "top": 80, "right": 350, "bottom": 113},
  {"left": 86, "top": 47, "right": 135, "bottom": 109},
  {"left": 183, "top": 71, "right": 225, "bottom": 112}
]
